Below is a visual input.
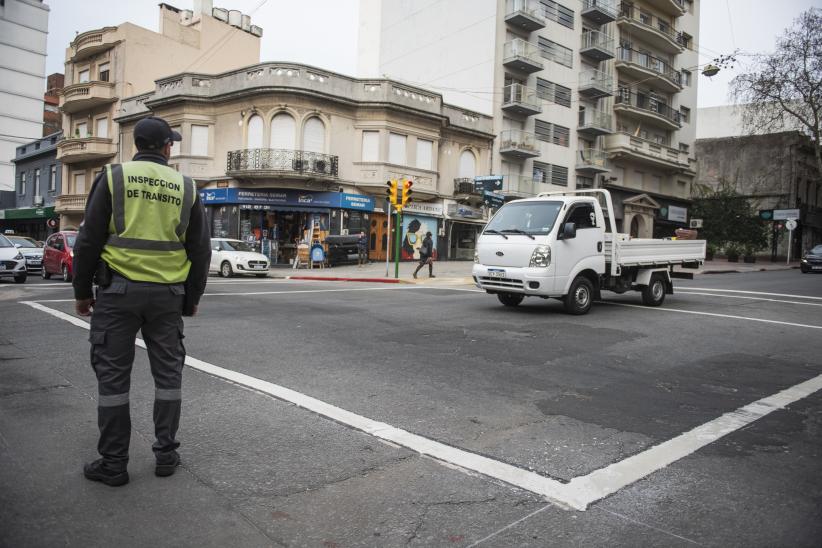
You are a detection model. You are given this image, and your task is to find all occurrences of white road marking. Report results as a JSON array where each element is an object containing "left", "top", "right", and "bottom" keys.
[
  {"left": 21, "top": 300, "right": 822, "bottom": 512},
  {"left": 676, "top": 290, "right": 822, "bottom": 307},
  {"left": 600, "top": 301, "right": 822, "bottom": 330},
  {"left": 677, "top": 287, "right": 822, "bottom": 301},
  {"left": 205, "top": 286, "right": 428, "bottom": 297}
]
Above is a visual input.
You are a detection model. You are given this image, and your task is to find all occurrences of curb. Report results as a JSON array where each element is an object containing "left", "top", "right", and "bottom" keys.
[{"left": 285, "top": 276, "right": 406, "bottom": 284}]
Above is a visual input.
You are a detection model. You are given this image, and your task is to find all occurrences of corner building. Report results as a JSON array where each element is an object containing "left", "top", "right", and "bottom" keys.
[
  {"left": 358, "top": 0, "right": 700, "bottom": 236},
  {"left": 115, "top": 63, "right": 494, "bottom": 264},
  {"left": 56, "top": 1, "right": 262, "bottom": 229}
]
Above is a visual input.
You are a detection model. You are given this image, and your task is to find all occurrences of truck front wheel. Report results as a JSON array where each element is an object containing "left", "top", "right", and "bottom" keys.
[
  {"left": 564, "top": 276, "right": 593, "bottom": 315},
  {"left": 497, "top": 292, "right": 524, "bottom": 307},
  {"left": 641, "top": 274, "right": 666, "bottom": 306}
]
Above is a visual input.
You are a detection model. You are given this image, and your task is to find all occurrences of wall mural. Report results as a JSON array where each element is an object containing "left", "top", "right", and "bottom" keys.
[{"left": 401, "top": 215, "right": 438, "bottom": 260}]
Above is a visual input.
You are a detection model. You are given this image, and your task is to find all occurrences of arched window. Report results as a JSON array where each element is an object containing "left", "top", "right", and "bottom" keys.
[
  {"left": 270, "top": 113, "right": 295, "bottom": 150},
  {"left": 247, "top": 115, "right": 263, "bottom": 149},
  {"left": 458, "top": 149, "right": 476, "bottom": 178},
  {"left": 302, "top": 117, "right": 325, "bottom": 153}
]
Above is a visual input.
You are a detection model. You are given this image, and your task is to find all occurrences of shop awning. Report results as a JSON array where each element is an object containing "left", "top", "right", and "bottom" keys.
[{"left": 0, "top": 206, "right": 56, "bottom": 220}]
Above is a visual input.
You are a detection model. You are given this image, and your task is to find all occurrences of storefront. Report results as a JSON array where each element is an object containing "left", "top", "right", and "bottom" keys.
[
  {"left": 0, "top": 206, "right": 58, "bottom": 242},
  {"left": 445, "top": 202, "right": 487, "bottom": 260},
  {"left": 397, "top": 202, "right": 443, "bottom": 261},
  {"left": 199, "top": 188, "right": 375, "bottom": 265}
]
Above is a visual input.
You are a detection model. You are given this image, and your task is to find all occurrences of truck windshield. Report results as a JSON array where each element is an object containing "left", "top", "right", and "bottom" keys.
[{"left": 484, "top": 201, "right": 563, "bottom": 235}]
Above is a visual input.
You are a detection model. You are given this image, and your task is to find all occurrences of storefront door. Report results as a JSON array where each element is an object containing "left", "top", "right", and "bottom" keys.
[{"left": 369, "top": 213, "right": 389, "bottom": 261}]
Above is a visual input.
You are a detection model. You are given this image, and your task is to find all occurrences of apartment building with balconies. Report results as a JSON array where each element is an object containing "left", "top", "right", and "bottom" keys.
[
  {"left": 115, "top": 63, "right": 494, "bottom": 263},
  {"left": 357, "top": 0, "right": 700, "bottom": 236},
  {"left": 56, "top": 0, "right": 262, "bottom": 228}
]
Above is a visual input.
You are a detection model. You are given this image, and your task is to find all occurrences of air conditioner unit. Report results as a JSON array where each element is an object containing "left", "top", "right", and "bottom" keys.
[{"left": 33, "top": 195, "right": 44, "bottom": 206}]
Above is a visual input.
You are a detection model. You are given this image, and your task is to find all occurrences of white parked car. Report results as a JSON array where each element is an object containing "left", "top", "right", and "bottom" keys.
[
  {"left": 0, "top": 234, "right": 27, "bottom": 284},
  {"left": 209, "top": 238, "right": 269, "bottom": 278},
  {"left": 8, "top": 235, "right": 43, "bottom": 273}
]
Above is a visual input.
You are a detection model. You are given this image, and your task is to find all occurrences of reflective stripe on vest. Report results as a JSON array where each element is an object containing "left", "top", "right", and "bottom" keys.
[{"left": 101, "top": 161, "right": 194, "bottom": 284}]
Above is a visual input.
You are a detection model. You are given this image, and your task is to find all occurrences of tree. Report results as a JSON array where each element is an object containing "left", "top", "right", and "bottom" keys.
[
  {"left": 730, "top": 8, "right": 822, "bottom": 175},
  {"left": 691, "top": 180, "right": 768, "bottom": 255}
]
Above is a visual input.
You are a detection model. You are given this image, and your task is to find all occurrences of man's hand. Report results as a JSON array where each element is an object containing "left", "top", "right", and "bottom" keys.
[
  {"left": 183, "top": 304, "right": 198, "bottom": 317},
  {"left": 75, "top": 298, "right": 95, "bottom": 316}
]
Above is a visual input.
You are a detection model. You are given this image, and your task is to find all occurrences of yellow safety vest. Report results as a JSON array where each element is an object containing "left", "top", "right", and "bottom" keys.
[{"left": 100, "top": 161, "right": 195, "bottom": 283}]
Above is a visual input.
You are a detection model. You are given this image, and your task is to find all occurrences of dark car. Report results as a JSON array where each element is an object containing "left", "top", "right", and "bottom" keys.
[
  {"left": 325, "top": 235, "right": 361, "bottom": 266},
  {"left": 42, "top": 231, "right": 77, "bottom": 282},
  {"left": 800, "top": 244, "right": 822, "bottom": 273}
]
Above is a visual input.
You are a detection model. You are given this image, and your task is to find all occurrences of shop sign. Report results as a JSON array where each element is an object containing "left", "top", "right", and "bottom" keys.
[
  {"left": 773, "top": 208, "right": 800, "bottom": 221},
  {"left": 667, "top": 205, "right": 687, "bottom": 223},
  {"left": 447, "top": 203, "right": 483, "bottom": 219},
  {"left": 402, "top": 201, "right": 444, "bottom": 217},
  {"left": 474, "top": 176, "right": 503, "bottom": 192},
  {"left": 198, "top": 188, "right": 374, "bottom": 211}
]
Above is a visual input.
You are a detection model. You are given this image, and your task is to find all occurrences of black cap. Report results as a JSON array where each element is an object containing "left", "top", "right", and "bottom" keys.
[{"left": 134, "top": 116, "right": 182, "bottom": 150}]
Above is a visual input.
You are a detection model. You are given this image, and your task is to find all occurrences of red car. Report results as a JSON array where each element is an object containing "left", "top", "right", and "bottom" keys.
[{"left": 42, "top": 231, "right": 77, "bottom": 282}]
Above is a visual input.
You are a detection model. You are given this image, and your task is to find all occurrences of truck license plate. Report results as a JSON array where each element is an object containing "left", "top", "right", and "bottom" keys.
[{"left": 488, "top": 269, "right": 506, "bottom": 278}]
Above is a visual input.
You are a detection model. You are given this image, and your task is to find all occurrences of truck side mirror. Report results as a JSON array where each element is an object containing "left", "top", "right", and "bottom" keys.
[{"left": 559, "top": 222, "right": 576, "bottom": 240}]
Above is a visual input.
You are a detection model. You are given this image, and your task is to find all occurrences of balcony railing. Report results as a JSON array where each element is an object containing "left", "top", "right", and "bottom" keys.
[
  {"left": 500, "top": 175, "right": 540, "bottom": 197},
  {"left": 499, "top": 130, "right": 540, "bottom": 158},
  {"left": 70, "top": 27, "right": 117, "bottom": 61},
  {"left": 617, "top": 48, "right": 682, "bottom": 89},
  {"left": 502, "top": 84, "right": 542, "bottom": 115},
  {"left": 454, "top": 178, "right": 482, "bottom": 196},
  {"left": 618, "top": 3, "right": 686, "bottom": 52},
  {"left": 580, "top": 0, "right": 617, "bottom": 24},
  {"left": 578, "top": 107, "right": 614, "bottom": 134},
  {"left": 580, "top": 30, "right": 615, "bottom": 60},
  {"left": 59, "top": 81, "right": 117, "bottom": 113},
  {"left": 227, "top": 148, "right": 339, "bottom": 177},
  {"left": 578, "top": 68, "right": 614, "bottom": 98},
  {"left": 576, "top": 149, "right": 610, "bottom": 172},
  {"left": 502, "top": 39, "right": 544, "bottom": 73},
  {"left": 604, "top": 132, "right": 688, "bottom": 169},
  {"left": 55, "top": 193, "right": 88, "bottom": 213},
  {"left": 56, "top": 137, "right": 117, "bottom": 163},
  {"left": 505, "top": 0, "right": 546, "bottom": 31},
  {"left": 615, "top": 91, "right": 681, "bottom": 127}
]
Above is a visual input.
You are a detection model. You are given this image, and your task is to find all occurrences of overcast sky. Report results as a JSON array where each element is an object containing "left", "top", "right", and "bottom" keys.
[{"left": 44, "top": 0, "right": 821, "bottom": 109}]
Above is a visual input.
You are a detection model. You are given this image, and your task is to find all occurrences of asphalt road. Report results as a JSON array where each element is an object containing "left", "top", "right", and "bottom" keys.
[{"left": 1, "top": 270, "right": 821, "bottom": 547}]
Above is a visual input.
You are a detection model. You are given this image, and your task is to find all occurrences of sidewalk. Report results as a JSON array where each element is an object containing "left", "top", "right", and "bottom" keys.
[{"left": 267, "top": 258, "right": 801, "bottom": 284}]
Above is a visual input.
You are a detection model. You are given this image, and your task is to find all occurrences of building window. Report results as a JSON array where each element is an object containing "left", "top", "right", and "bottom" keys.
[
  {"left": 416, "top": 139, "right": 433, "bottom": 170},
  {"left": 533, "top": 161, "right": 550, "bottom": 184},
  {"left": 552, "top": 124, "right": 570, "bottom": 147},
  {"left": 537, "top": 37, "right": 573, "bottom": 68},
  {"left": 680, "top": 32, "right": 693, "bottom": 48},
  {"left": 535, "top": 120, "right": 570, "bottom": 147},
  {"left": 19, "top": 172, "right": 26, "bottom": 195},
  {"left": 270, "top": 113, "right": 296, "bottom": 149},
  {"left": 170, "top": 127, "right": 181, "bottom": 157},
  {"left": 49, "top": 165, "right": 56, "bottom": 192},
  {"left": 78, "top": 69, "right": 90, "bottom": 83},
  {"left": 389, "top": 133, "right": 406, "bottom": 165},
  {"left": 302, "top": 117, "right": 325, "bottom": 153},
  {"left": 361, "top": 131, "right": 379, "bottom": 162},
  {"left": 536, "top": 78, "right": 571, "bottom": 108},
  {"left": 190, "top": 125, "right": 209, "bottom": 156},
  {"left": 98, "top": 62, "right": 110, "bottom": 82},
  {"left": 95, "top": 117, "right": 108, "bottom": 139},
  {"left": 680, "top": 106, "right": 691, "bottom": 123},
  {"left": 74, "top": 172, "right": 86, "bottom": 194},
  {"left": 679, "top": 142, "right": 690, "bottom": 154},
  {"left": 75, "top": 121, "right": 88, "bottom": 138},
  {"left": 551, "top": 165, "right": 569, "bottom": 186},
  {"left": 459, "top": 150, "right": 476, "bottom": 178},
  {"left": 681, "top": 69, "right": 692, "bottom": 86},
  {"left": 34, "top": 168, "right": 40, "bottom": 196},
  {"left": 540, "top": 0, "right": 574, "bottom": 29},
  {"left": 247, "top": 115, "right": 264, "bottom": 149},
  {"left": 533, "top": 162, "right": 568, "bottom": 186}
]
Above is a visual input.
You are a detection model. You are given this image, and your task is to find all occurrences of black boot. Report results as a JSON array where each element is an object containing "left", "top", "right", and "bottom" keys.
[{"left": 84, "top": 458, "right": 129, "bottom": 486}]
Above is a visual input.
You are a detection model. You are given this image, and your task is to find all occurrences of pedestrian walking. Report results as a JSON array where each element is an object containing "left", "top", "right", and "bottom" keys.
[
  {"left": 413, "top": 231, "right": 436, "bottom": 279},
  {"left": 72, "top": 116, "right": 211, "bottom": 487},
  {"left": 357, "top": 230, "right": 368, "bottom": 267}
]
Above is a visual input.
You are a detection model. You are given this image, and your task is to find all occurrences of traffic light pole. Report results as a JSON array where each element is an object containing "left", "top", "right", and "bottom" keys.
[
  {"left": 394, "top": 208, "right": 402, "bottom": 279},
  {"left": 385, "top": 203, "right": 391, "bottom": 277}
]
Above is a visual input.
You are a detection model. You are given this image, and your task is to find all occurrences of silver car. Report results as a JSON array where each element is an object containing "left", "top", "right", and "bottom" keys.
[
  {"left": 7, "top": 235, "right": 43, "bottom": 273},
  {"left": 0, "top": 234, "right": 27, "bottom": 283}
]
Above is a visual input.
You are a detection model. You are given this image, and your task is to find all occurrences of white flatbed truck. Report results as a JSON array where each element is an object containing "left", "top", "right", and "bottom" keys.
[{"left": 472, "top": 189, "right": 705, "bottom": 314}]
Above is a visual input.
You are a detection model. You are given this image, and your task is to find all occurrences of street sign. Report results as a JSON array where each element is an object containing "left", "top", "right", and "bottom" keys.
[
  {"left": 785, "top": 219, "right": 797, "bottom": 231},
  {"left": 474, "top": 176, "right": 503, "bottom": 192},
  {"left": 773, "top": 208, "right": 800, "bottom": 221},
  {"left": 483, "top": 190, "right": 504, "bottom": 208}
]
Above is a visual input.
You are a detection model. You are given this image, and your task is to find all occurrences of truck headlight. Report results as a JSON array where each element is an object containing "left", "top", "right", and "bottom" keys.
[
  {"left": 529, "top": 245, "right": 551, "bottom": 268},
  {"left": 473, "top": 250, "right": 479, "bottom": 264}
]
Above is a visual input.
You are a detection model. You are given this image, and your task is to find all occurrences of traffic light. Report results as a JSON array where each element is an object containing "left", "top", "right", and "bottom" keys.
[
  {"left": 386, "top": 180, "right": 398, "bottom": 206},
  {"left": 401, "top": 180, "right": 413, "bottom": 208}
]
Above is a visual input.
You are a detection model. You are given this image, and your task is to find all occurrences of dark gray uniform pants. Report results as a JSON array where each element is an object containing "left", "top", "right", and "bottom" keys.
[{"left": 89, "top": 274, "right": 186, "bottom": 471}]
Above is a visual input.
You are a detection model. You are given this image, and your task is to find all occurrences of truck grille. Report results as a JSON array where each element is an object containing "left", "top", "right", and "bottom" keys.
[{"left": 478, "top": 276, "right": 524, "bottom": 289}]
